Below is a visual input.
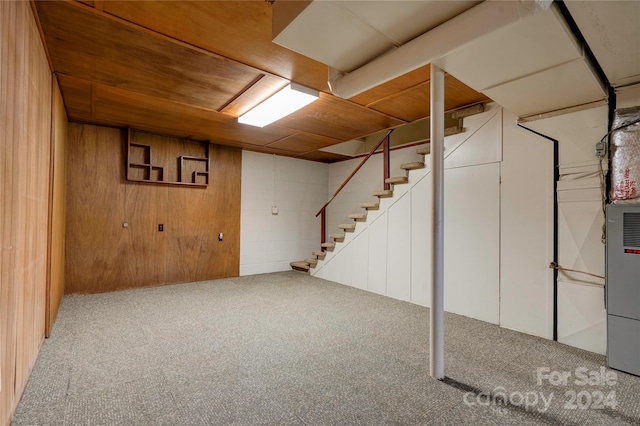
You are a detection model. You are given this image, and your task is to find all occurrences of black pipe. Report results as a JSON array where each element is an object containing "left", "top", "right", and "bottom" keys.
[
  {"left": 555, "top": 0, "right": 614, "bottom": 203},
  {"left": 555, "top": 1, "right": 610, "bottom": 88},
  {"left": 558, "top": 0, "right": 616, "bottom": 310},
  {"left": 606, "top": 86, "right": 616, "bottom": 204},
  {"left": 517, "top": 123, "right": 560, "bottom": 341}
]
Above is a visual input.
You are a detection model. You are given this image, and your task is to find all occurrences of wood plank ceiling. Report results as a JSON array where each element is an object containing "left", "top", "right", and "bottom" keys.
[{"left": 35, "top": 0, "right": 490, "bottom": 163}]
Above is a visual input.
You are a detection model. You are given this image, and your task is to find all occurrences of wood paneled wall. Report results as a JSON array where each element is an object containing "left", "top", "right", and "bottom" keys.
[
  {"left": 65, "top": 125, "right": 241, "bottom": 294},
  {"left": 46, "top": 79, "right": 68, "bottom": 336},
  {"left": 1, "top": 2, "right": 53, "bottom": 424}
]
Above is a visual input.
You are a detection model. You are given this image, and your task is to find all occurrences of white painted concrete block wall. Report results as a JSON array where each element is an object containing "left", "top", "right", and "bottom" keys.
[
  {"left": 240, "top": 151, "right": 329, "bottom": 275},
  {"left": 327, "top": 157, "right": 383, "bottom": 236}
]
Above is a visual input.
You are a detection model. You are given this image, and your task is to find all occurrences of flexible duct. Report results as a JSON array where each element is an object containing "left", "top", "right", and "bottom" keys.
[{"left": 328, "top": 0, "right": 552, "bottom": 99}]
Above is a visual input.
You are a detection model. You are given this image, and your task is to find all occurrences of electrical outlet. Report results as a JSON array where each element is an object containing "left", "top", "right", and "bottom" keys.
[
  {"left": 595, "top": 141, "right": 606, "bottom": 158},
  {"left": 272, "top": 206, "right": 278, "bottom": 215},
  {"left": 158, "top": 224, "right": 164, "bottom": 232},
  {"left": 218, "top": 232, "right": 223, "bottom": 242}
]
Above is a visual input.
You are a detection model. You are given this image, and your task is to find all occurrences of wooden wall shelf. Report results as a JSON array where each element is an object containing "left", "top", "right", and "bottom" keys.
[{"left": 126, "top": 129, "right": 210, "bottom": 187}]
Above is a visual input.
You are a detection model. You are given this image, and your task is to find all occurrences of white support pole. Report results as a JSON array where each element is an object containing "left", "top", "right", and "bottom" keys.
[{"left": 430, "top": 63, "right": 445, "bottom": 380}]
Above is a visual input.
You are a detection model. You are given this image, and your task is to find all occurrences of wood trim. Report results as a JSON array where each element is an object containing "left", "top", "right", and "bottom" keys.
[
  {"left": 59, "top": 73, "right": 221, "bottom": 115},
  {"left": 53, "top": 73, "right": 72, "bottom": 120},
  {"left": 363, "top": 72, "right": 454, "bottom": 109},
  {"left": 517, "top": 100, "right": 608, "bottom": 123},
  {"left": 365, "top": 79, "right": 430, "bottom": 109},
  {"left": 47, "top": 77, "right": 69, "bottom": 336},
  {"left": 45, "top": 72, "right": 55, "bottom": 338},
  {"left": 29, "top": 0, "right": 53, "bottom": 71},
  {"left": 217, "top": 74, "right": 265, "bottom": 113},
  {"left": 263, "top": 133, "right": 296, "bottom": 148}
]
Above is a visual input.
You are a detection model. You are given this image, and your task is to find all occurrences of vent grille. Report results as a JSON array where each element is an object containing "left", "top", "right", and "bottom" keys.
[{"left": 623, "top": 212, "right": 640, "bottom": 247}]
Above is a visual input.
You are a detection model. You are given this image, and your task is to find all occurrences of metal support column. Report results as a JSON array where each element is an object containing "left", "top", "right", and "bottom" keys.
[{"left": 430, "top": 63, "right": 445, "bottom": 380}]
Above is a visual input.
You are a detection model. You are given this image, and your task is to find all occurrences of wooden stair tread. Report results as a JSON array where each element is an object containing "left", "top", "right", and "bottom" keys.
[
  {"left": 290, "top": 261, "right": 310, "bottom": 272},
  {"left": 339, "top": 223, "right": 356, "bottom": 230},
  {"left": 312, "top": 251, "right": 326, "bottom": 257},
  {"left": 321, "top": 242, "right": 336, "bottom": 248},
  {"left": 372, "top": 189, "right": 393, "bottom": 198},
  {"left": 400, "top": 161, "right": 425, "bottom": 170},
  {"left": 329, "top": 233, "right": 346, "bottom": 239},
  {"left": 360, "top": 202, "right": 379, "bottom": 209},
  {"left": 304, "top": 258, "right": 318, "bottom": 266},
  {"left": 349, "top": 213, "right": 367, "bottom": 220},
  {"left": 385, "top": 176, "right": 408, "bottom": 185},
  {"left": 416, "top": 146, "right": 430, "bottom": 155}
]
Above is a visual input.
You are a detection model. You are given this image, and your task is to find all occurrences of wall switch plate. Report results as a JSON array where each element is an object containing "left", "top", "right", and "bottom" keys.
[
  {"left": 272, "top": 206, "right": 278, "bottom": 215},
  {"left": 158, "top": 224, "right": 163, "bottom": 232}
]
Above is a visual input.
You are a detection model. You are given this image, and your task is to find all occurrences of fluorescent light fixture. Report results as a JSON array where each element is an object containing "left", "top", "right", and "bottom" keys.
[{"left": 238, "top": 83, "right": 319, "bottom": 127}]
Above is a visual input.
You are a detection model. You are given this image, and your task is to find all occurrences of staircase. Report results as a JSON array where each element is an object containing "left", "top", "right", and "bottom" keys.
[{"left": 290, "top": 144, "right": 430, "bottom": 273}]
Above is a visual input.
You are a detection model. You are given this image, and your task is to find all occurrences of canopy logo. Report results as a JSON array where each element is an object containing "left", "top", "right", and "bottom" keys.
[
  {"left": 462, "top": 366, "right": 618, "bottom": 415},
  {"left": 536, "top": 367, "right": 618, "bottom": 387}
]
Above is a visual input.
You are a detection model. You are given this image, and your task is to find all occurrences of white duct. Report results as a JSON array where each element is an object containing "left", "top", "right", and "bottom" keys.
[{"left": 328, "top": 0, "right": 552, "bottom": 99}]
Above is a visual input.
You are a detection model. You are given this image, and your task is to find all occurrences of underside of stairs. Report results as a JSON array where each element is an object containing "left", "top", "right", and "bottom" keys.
[{"left": 290, "top": 145, "right": 428, "bottom": 273}]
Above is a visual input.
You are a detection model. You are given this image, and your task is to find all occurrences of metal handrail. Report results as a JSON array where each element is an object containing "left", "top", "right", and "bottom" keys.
[{"left": 315, "top": 129, "right": 394, "bottom": 218}]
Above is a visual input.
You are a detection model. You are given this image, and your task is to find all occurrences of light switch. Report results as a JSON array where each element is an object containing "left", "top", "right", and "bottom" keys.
[{"left": 272, "top": 206, "right": 279, "bottom": 215}]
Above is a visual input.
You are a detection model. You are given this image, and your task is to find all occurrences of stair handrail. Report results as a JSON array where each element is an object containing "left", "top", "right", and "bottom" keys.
[{"left": 315, "top": 129, "right": 394, "bottom": 218}]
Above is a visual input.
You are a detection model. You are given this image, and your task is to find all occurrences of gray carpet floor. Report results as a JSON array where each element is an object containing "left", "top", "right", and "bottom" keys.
[{"left": 11, "top": 272, "right": 640, "bottom": 425}]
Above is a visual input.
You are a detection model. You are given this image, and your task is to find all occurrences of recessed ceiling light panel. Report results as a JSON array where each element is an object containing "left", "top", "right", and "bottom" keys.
[{"left": 238, "top": 83, "right": 319, "bottom": 128}]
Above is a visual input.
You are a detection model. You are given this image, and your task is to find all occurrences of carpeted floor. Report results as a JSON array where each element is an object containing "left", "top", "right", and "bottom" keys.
[{"left": 11, "top": 272, "right": 640, "bottom": 425}]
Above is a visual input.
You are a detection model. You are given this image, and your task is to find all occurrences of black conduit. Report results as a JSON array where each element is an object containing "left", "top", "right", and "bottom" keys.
[
  {"left": 517, "top": 124, "right": 560, "bottom": 341},
  {"left": 555, "top": 0, "right": 615, "bottom": 201},
  {"left": 555, "top": 1, "right": 609, "bottom": 87},
  {"left": 557, "top": 0, "right": 616, "bottom": 311},
  {"left": 509, "top": 0, "right": 616, "bottom": 343},
  {"left": 606, "top": 86, "right": 616, "bottom": 205}
]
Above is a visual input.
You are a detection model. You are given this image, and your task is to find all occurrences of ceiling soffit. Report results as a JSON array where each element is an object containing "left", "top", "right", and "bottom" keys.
[
  {"left": 272, "top": 0, "right": 480, "bottom": 73},
  {"left": 563, "top": 1, "right": 640, "bottom": 88}
]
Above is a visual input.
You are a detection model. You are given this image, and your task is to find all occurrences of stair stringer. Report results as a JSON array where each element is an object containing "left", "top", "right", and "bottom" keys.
[
  {"left": 312, "top": 105, "right": 502, "bottom": 324},
  {"left": 313, "top": 104, "right": 502, "bottom": 278},
  {"left": 313, "top": 170, "right": 424, "bottom": 280}
]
